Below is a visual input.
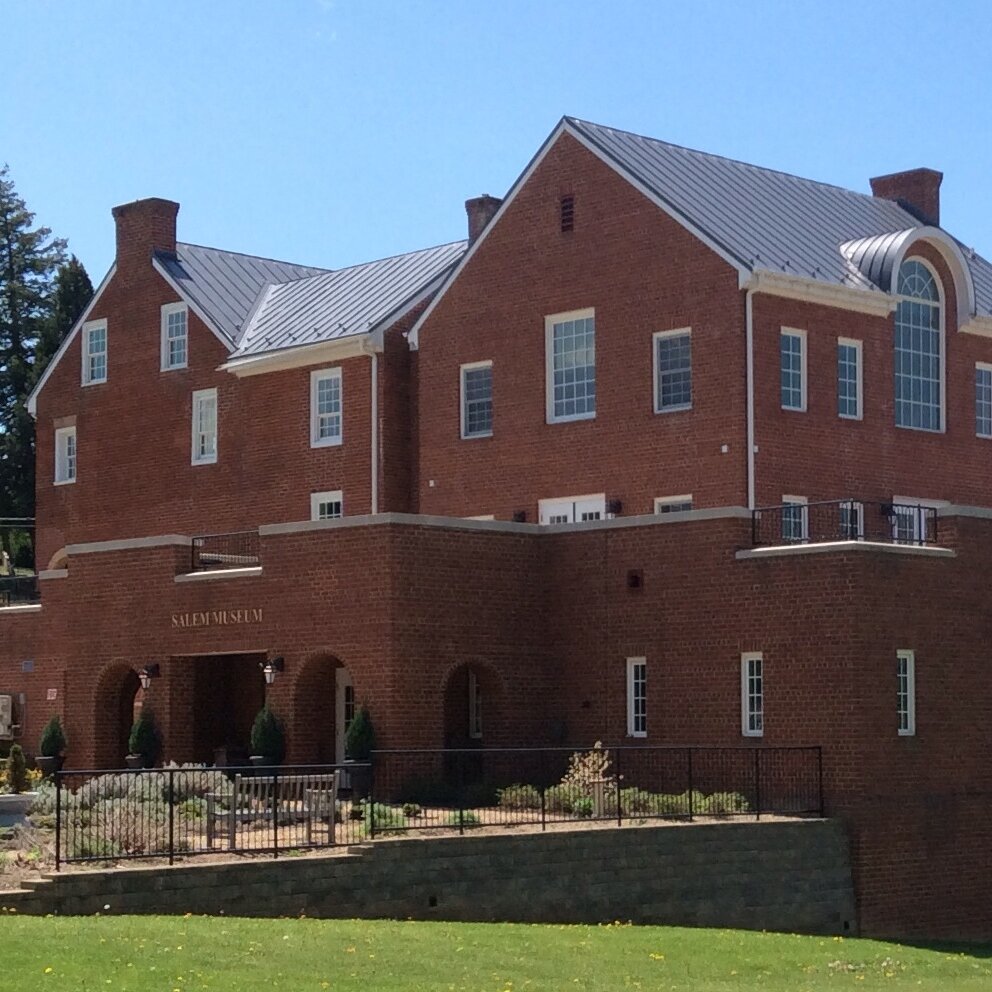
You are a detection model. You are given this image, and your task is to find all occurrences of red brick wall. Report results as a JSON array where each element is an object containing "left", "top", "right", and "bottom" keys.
[{"left": 414, "top": 133, "right": 747, "bottom": 520}]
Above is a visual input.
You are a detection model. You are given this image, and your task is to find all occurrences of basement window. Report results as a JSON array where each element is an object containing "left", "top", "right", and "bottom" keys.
[
  {"left": 560, "top": 195, "right": 574, "bottom": 233},
  {"left": 311, "top": 490, "right": 344, "bottom": 521}
]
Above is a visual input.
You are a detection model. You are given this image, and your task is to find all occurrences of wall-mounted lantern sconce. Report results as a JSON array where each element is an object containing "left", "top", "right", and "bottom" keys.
[
  {"left": 260, "top": 656, "right": 285, "bottom": 686},
  {"left": 512, "top": 509, "right": 527, "bottom": 523},
  {"left": 137, "top": 664, "right": 161, "bottom": 691},
  {"left": 607, "top": 499, "right": 623, "bottom": 517}
]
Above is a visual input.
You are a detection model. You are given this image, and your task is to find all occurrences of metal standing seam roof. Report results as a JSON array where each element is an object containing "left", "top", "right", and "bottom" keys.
[
  {"left": 566, "top": 117, "right": 992, "bottom": 316},
  {"left": 232, "top": 240, "right": 467, "bottom": 358}
]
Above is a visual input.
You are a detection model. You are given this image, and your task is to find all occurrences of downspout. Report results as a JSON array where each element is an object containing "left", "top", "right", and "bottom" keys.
[
  {"left": 365, "top": 329, "right": 385, "bottom": 515},
  {"left": 745, "top": 285, "right": 756, "bottom": 510}
]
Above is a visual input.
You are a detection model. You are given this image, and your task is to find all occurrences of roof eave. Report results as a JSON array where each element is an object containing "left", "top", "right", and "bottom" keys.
[
  {"left": 219, "top": 331, "right": 377, "bottom": 378},
  {"left": 747, "top": 269, "right": 896, "bottom": 317}
]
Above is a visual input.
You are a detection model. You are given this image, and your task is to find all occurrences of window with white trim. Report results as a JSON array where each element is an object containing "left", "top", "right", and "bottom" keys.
[
  {"left": 460, "top": 361, "right": 493, "bottom": 438},
  {"left": 654, "top": 495, "right": 693, "bottom": 514},
  {"left": 161, "top": 302, "right": 188, "bottom": 370},
  {"left": 546, "top": 309, "right": 595, "bottom": 422},
  {"left": 310, "top": 368, "right": 343, "bottom": 447},
  {"left": 310, "top": 490, "right": 343, "bottom": 521},
  {"left": 191, "top": 388, "right": 217, "bottom": 465},
  {"left": 837, "top": 338, "right": 862, "bottom": 420},
  {"left": 891, "top": 495, "right": 946, "bottom": 545},
  {"left": 538, "top": 494, "right": 606, "bottom": 525},
  {"left": 780, "top": 329, "right": 806, "bottom": 411},
  {"left": 654, "top": 328, "right": 692, "bottom": 413},
  {"left": 781, "top": 495, "right": 808, "bottom": 542},
  {"left": 897, "top": 650, "right": 916, "bottom": 736},
  {"left": 976, "top": 364, "right": 992, "bottom": 438},
  {"left": 741, "top": 653, "right": 763, "bottom": 737},
  {"left": 54, "top": 426, "right": 76, "bottom": 485},
  {"left": 839, "top": 499, "right": 865, "bottom": 540},
  {"left": 468, "top": 671, "right": 482, "bottom": 739},
  {"left": 82, "top": 319, "right": 107, "bottom": 385},
  {"left": 626, "top": 657, "right": 647, "bottom": 737},
  {"left": 895, "top": 258, "right": 943, "bottom": 432}
]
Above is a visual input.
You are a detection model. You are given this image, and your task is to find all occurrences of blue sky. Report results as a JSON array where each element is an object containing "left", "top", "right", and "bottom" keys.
[{"left": 4, "top": 0, "right": 991, "bottom": 280}]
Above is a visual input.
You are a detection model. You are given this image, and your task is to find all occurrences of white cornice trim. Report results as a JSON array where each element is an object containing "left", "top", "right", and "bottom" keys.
[
  {"left": 175, "top": 566, "right": 263, "bottom": 583},
  {"left": 151, "top": 256, "right": 234, "bottom": 353},
  {"left": 960, "top": 316, "right": 992, "bottom": 338},
  {"left": 0, "top": 603, "right": 42, "bottom": 615},
  {"left": 219, "top": 332, "right": 375, "bottom": 376},
  {"left": 65, "top": 534, "right": 193, "bottom": 556},
  {"left": 938, "top": 503, "right": 992, "bottom": 518},
  {"left": 747, "top": 270, "right": 896, "bottom": 317},
  {"left": 26, "top": 264, "right": 117, "bottom": 417},
  {"left": 736, "top": 541, "right": 955, "bottom": 560},
  {"left": 38, "top": 569, "right": 69, "bottom": 581}
]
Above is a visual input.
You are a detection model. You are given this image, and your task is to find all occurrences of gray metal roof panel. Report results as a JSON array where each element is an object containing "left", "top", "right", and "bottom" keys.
[
  {"left": 232, "top": 240, "right": 467, "bottom": 356},
  {"left": 566, "top": 117, "right": 992, "bottom": 314}
]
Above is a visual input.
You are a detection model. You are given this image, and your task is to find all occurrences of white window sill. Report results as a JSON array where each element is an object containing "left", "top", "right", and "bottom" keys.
[
  {"left": 175, "top": 566, "right": 263, "bottom": 583},
  {"left": 81, "top": 378, "right": 107, "bottom": 387},
  {"left": 547, "top": 413, "right": 596, "bottom": 425},
  {"left": 654, "top": 404, "right": 692, "bottom": 415},
  {"left": 53, "top": 478, "right": 76, "bottom": 487},
  {"left": 839, "top": 414, "right": 863, "bottom": 422},
  {"left": 310, "top": 437, "right": 343, "bottom": 449},
  {"left": 191, "top": 457, "right": 218, "bottom": 467},
  {"left": 461, "top": 432, "right": 493, "bottom": 441},
  {"left": 780, "top": 405, "right": 806, "bottom": 413},
  {"left": 0, "top": 603, "right": 42, "bottom": 614},
  {"left": 161, "top": 363, "right": 188, "bottom": 372},
  {"left": 895, "top": 423, "right": 945, "bottom": 435}
]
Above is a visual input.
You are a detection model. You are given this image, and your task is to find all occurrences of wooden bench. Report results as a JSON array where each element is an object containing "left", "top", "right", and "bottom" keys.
[{"left": 205, "top": 770, "right": 340, "bottom": 849}]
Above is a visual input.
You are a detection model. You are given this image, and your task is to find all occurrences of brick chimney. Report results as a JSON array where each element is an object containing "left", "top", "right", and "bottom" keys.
[
  {"left": 111, "top": 197, "right": 180, "bottom": 270},
  {"left": 869, "top": 169, "right": 943, "bottom": 227},
  {"left": 465, "top": 195, "right": 502, "bottom": 245}
]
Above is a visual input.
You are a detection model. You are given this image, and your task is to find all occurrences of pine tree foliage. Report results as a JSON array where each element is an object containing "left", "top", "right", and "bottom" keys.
[{"left": 33, "top": 255, "right": 93, "bottom": 385}]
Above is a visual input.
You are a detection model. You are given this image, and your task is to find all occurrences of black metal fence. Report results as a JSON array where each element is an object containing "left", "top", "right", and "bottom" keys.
[
  {"left": 0, "top": 518, "right": 36, "bottom": 607},
  {"left": 751, "top": 499, "right": 938, "bottom": 547},
  {"left": 53, "top": 746, "right": 822, "bottom": 868},
  {"left": 0, "top": 574, "right": 40, "bottom": 607},
  {"left": 190, "top": 531, "right": 260, "bottom": 572}
]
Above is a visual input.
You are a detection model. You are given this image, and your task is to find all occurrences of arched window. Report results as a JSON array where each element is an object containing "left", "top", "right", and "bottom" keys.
[{"left": 894, "top": 258, "right": 943, "bottom": 431}]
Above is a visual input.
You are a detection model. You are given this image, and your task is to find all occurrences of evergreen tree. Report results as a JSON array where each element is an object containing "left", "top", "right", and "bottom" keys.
[
  {"left": 0, "top": 165, "right": 67, "bottom": 523},
  {"left": 33, "top": 255, "right": 93, "bottom": 385}
]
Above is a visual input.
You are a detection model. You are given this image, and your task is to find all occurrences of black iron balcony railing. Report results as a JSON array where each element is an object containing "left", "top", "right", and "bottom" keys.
[
  {"left": 190, "top": 531, "right": 261, "bottom": 572},
  {"left": 751, "top": 499, "right": 938, "bottom": 548},
  {"left": 0, "top": 574, "right": 40, "bottom": 607}
]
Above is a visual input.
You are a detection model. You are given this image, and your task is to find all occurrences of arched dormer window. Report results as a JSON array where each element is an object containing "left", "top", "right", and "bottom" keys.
[{"left": 895, "top": 257, "right": 944, "bottom": 431}]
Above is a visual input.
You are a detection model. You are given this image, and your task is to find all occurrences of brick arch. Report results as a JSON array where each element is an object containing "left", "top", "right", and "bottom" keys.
[
  {"left": 441, "top": 659, "right": 507, "bottom": 748},
  {"left": 92, "top": 662, "right": 141, "bottom": 769},
  {"left": 46, "top": 547, "right": 69, "bottom": 570},
  {"left": 289, "top": 652, "right": 349, "bottom": 764}
]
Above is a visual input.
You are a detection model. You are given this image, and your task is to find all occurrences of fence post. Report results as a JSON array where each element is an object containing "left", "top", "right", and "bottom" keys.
[
  {"left": 686, "top": 749, "right": 693, "bottom": 822},
  {"left": 54, "top": 771, "right": 62, "bottom": 871},
  {"left": 540, "top": 749, "right": 547, "bottom": 831},
  {"left": 754, "top": 748, "right": 761, "bottom": 821},
  {"left": 615, "top": 748, "right": 622, "bottom": 826},
  {"left": 168, "top": 768, "right": 175, "bottom": 866},
  {"left": 458, "top": 754, "right": 465, "bottom": 836},
  {"left": 817, "top": 746, "right": 824, "bottom": 817},
  {"left": 368, "top": 757, "right": 376, "bottom": 841},
  {"left": 272, "top": 768, "right": 279, "bottom": 859}
]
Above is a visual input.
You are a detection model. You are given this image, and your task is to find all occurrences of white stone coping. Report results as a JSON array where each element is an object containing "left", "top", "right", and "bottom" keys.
[
  {"left": 736, "top": 540, "right": 956, "bottom": 560},
  {"left": 38, "top": 569, "right": 68, "bottom": 580},
  {"left": 174, "top": 566, "right": 263, "bottom": 583},
  {"left": 937, "top": 504, "right": 992, "bottom": 519},
  {"left": 0, "top": 603, "right": 42, "bottom": 615},
  {"left": 66, "top": 534, "right": 192, "bottom": 555}
]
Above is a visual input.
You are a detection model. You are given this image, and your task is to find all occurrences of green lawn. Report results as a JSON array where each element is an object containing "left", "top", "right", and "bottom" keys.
[{"left": 0, "top": 915, "right": 989, "bottom": 991}]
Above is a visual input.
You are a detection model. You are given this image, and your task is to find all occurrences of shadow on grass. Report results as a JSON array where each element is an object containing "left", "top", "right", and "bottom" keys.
[{"left": 883, "top": 938, "right": 992, "bottom": 960}]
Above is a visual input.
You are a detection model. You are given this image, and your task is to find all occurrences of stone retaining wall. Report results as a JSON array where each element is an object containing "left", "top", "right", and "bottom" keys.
[{"left": 2, "top": 819, "right": 857, "bottom": 934}]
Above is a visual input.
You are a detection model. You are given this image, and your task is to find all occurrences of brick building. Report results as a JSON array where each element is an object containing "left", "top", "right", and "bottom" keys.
[{"left": 3, "top": 116, "right": 992, "bottom": 938}]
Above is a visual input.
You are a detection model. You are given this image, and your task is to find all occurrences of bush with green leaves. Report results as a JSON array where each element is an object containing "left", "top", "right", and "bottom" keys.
[
  {"left": 698, "top": 791, "right": 750, "bottom": 815},
  {"left": 401, "top": 802, "right": 422, "bottom": 818},
  {"left": 5, "top": 745, "right": 29, "bottom": 794},
  {"left": 361, "top": 800, "right": 405, "bottom": 832},
  {"left": 39, "top": 716, "right": 67, "bottom": 758},
  {"left": 448, "top": 809, "right": 480, "bottom": 828},
  {"left": 544, "top": 783, "right": 582, "bottom": 814},
  {"left": 344, "top": 707, "right": 376, "bottom": 762},
  {"left": 159, "top": 763, "right": 229, "bottom": 803},
  {"left": 572, "top": 796, "right": 594, "bottom": 818},
  {"left": 128, "top": 710, "right": 161, "bottom": 766},
  {"left": 29, "top": 781, "right": 57, "bottom": 816},
  {"left": 497, "top": 783, "right": 542, "bottom": 810},
  {"left": 250, "top": 707, "right": 285, "bottom": 763}
]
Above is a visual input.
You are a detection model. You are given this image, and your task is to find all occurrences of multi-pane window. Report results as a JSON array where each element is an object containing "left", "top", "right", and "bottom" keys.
[
  {"left": 976, "top": 364, "right": 992, "bottom": 438},
  {"left": 82, "top": 320, "right": 107, "bottom": 385},
  {"left": 310, "top": 490, "right": 343, "bottom": 521},
  {"left": 310, "top": 368, "right": 343, "bottom": 447},
  {"left": 538, "top": 494, "right": 606, "bottom": 525},
  {"left": 839, "top": 500, "right": 865, "bottom": 540},
  {"left": 780, "top": 329, "right": 806, "bottom": 411},
  {"left": 460, "top": 362, "right": 493, "bottom": 438},
  {"left": 54, "top": 426, "right": 76, "bottom": 485},
  {"left": 626, "top": 657, "right": 647, "bottom": 737},
  {"left": 891, "top": 497, "right": 942, "bottom": 545},
  {"left": 654, "top": 329, "right": 692, "bottom": 412},
  {"left": 781, "top": 496, "right": 808, "bottom": 542},
  {"left": 837, "top": 338, "right": 862, "bottom": 419},
  {"left": 655, "top": 496, "right": 693, "bottom": 514},
  {"left": 546, "top": 309, "right": 595, "bottom": 422},
  {"left": 161, "top": 303, "right": 188, "bottom": 370},
  {"left": 741, "top": 653, "right": 764, "bottom": 737},
  {"left": 897, "top": 650, "right": 916, "bottom": 736},
  {"left": 895, "top": 259, "right": 942, "bottom": 431},
  {"left": 468, "top": 671, "right": 482, "bottom": 739},
  {"left": 191, "top": 388, "right": 218, "bottom": 465}
]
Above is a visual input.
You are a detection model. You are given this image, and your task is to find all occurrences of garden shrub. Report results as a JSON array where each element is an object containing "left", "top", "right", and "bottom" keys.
[
  {"left": 497, "top": 783, "right": 542, "bottom": 810},
  {"left": 572, "top": 796, "right": 594, "bottom": 818},
  {"left": 29, "top": 781, "right": 57, "bottom": 816},
  {"left": 544, "top": 783, "right": 581, "bottom": 813},
  {"left": 361, "top": 800, "right": 405, "bottom": 832},
  {"left": 401, "top": 802, "right": 422, "bottom": 818},
  {"left": 159, "top": 763, "right": 229, "bottom": 803},
  {"left": 699, "top": 791, "right": 750, "bottom": 814},
  {"left": 39, "top": 716, "right": 67, "bottom": 758},
  {"left": 5, "top": 745, "right": 29, "bottom": 794},
  {"left": 344, "top": 707, "right": 376, "bottom": 762},
  {"left": 448, "top": 810, "right": 480, "bottom": 828},
  {"left": 249, "top": 707, "right": 285, "bottom": 764},
  {"left": 177, "top": 798, "right": 206, "bottom": 821},
  {"left": 128, "top": 710, "right": 161, "bottom": 766}
]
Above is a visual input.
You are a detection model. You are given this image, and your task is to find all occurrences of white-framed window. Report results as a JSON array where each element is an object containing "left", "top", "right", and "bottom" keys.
[
  {"left": 895, "top": 258, "right": 944, "bottom": 432},
  {"left": 191, "top": 388, "right": 218, "bottom": 465},
  {"left": 161, "top": 302, "right": 188, "bottom": 370},
  {"left": 310, "top": 490, "right": 343, "bottom": 521},
  {"left": 838, "top": 499, "right": 865, "bottom": 540},
  {"left": 897, "top": 649, "right": 916, "bottom": 736},
  {"left": 976, "top": 363, "right": 992, "bottom": 438},
  {"left": 626, "top": 657, "right": 647, "bottom": 738},
  {"left": 546, "top": 308, "right": 595, "bottom": 423},
  {"left": 781, "top": 495, "right": 808, "bottom": 542},
  {"left": 653, "top": 328, "right": 692, "bottom": 413},
  {"left": 468, "top": 670, "right": 482, "bottom": 739},
  {"left": 837, "top": 337, "right": 862, "bottom": 420},
  {"left": 54, "top": 426, "right": 77, "bottom": 485},
  {"left": 741, "top": 653, "right": 764, "bottom": 737},
  {"left": 538, "top": 493, "right": 606, "bottom": 525},
  {"left": 81, "top": 319, "right": 107, "bottom": 385},
  {"left": 654, "top": 495, "right": 693, "bottom": 514},
  {"left": 780, "top": 328, "right": 806, "bottom": 411},
  {"left": 310, "top": 368, "right": 343, "bottom": 447},
  {"left": 891, "top": 495, "right": 946, "bottom": 545},
  {"left": 460, "top": 361, "right": 493, "bottom": 438}
]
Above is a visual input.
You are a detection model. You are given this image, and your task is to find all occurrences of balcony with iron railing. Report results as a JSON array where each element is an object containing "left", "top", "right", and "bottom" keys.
[
  {"left": 0, "top": 518, "right": 38, "bottom": 608},
  {"left": 750, "top": 500, "right": 939, "bottom": 548},
  {"left": 190, "top": 530, "right": 261, "bottom": 572}
]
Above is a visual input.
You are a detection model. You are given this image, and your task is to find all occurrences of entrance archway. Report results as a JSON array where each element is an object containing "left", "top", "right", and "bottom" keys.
[
  {"left": 93, "top": 664, "right": 142, "bottom": 768},
  {"left": 292, "top": 654, "right": 353, "bottom": 764},
  {"left": 442, "top": 662, "right": 502, "bottom": 749}
]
